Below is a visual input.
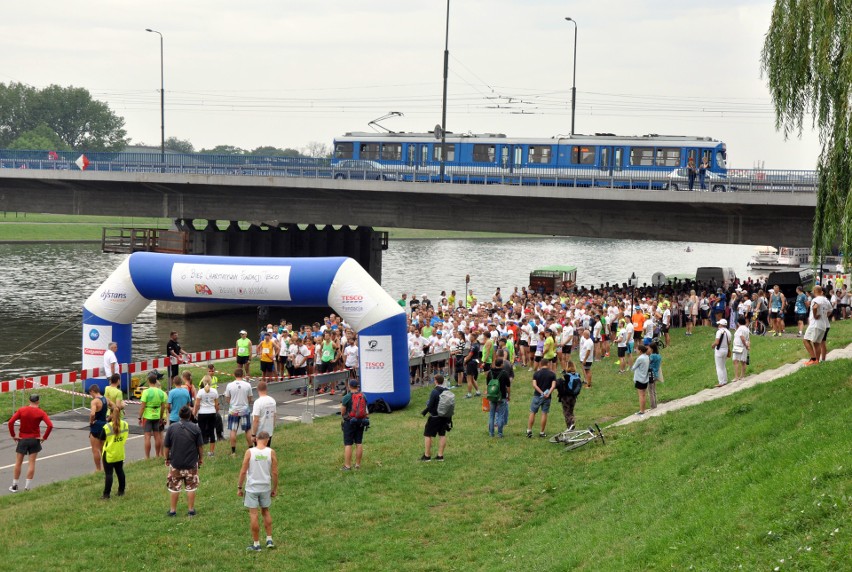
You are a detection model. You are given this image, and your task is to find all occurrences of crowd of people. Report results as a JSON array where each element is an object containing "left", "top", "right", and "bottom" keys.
[{"left": 6, "top": 272, "right": 848, "bottom": 550}]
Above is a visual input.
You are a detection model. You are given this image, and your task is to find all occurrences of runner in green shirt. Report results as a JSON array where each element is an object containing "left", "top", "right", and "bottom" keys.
[{"left": 139, "top": 370, "right": 167, "bottom": 459}]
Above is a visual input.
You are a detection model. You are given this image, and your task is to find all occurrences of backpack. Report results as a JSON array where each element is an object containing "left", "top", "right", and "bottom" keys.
[
  {"left": 349, "top": 392, "right": 369, "bottom": 421},
  {"left": 557, "top": 371, "right": 583, "bottom": 399},
  {"left": 486, "top": 372, "right": 502, "bottom": 402},
  {"left": 436, "top": 388, "right": 455, "bottom": 418}
]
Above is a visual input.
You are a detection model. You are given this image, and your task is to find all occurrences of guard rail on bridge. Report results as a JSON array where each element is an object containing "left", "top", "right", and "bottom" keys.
[{"left": 0, "top": 150, "right": 818, "bottom": 193}]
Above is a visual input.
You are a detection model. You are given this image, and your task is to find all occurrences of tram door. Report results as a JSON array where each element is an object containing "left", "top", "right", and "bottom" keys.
[
  {"left": 598, "top": 146, "right": 623, "bottom": 176},
  {"left": 407, "top": 144, "right": 430, "bottom": 167},
  {"left": 500, "top": 145, "right": 522, "bottom": 173}
]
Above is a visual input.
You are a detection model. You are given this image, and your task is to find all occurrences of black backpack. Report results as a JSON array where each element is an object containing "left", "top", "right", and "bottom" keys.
[
  {"left": 557, "top": 371, "right": 583, "bottom": 399},
  {"left": 368, "top": 398, "right": 392, "bottom": 414}
]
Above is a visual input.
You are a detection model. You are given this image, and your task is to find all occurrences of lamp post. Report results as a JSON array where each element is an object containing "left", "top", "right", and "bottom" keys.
[
  {"left": 564, "top": 17, "right": 578, "bottom": 136},
  {"left": 439, "top": 0, "right": 450, "bottom": 181},
  {"left": 145, "top": 28, "right": 165, "bottom": 165}
]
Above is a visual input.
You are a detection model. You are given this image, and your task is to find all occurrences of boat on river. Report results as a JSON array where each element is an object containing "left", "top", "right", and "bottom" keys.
[{"left": 747, "top": 246, "right": 810, "bottom": 272}]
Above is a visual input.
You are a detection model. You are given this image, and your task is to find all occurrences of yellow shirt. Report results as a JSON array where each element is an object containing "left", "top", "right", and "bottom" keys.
[{"left": 259, "top": 340, "right": 275, "bottom": 363}]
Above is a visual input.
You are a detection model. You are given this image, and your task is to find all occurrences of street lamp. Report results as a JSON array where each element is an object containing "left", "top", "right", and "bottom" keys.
[
  {"left": 145, "top": 28, "right": 165, "bottom": 165},
  {"left": 564, "top": 17, "right": 578, "bottom": 136},
  {"left": 439, "top": 0, "right": 451, "bottom": 181}
]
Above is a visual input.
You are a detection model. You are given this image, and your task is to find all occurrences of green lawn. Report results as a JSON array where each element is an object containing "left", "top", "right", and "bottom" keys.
[
  {"left": 1, "top": 326, "right": 850, "bottom": 570},
  {"left": 0, "top": 213, "right": 533, "bottom": 242}
]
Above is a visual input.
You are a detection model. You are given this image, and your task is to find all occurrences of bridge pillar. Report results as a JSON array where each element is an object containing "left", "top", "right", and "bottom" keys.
[{"left": 156, "top": 221, "right": 387, "bottom": 317}]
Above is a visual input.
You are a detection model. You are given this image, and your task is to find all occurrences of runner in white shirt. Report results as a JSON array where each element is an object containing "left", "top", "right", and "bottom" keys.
[
  {"left": 251, "top": 381, "right": 277, "bottom": 445},
  {"left": 224, "top": 370, "right": 254, "bottom": 454}
]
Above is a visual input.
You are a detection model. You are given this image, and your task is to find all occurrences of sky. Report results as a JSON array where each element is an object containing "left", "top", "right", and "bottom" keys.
[{"left": 0, "top": 0, "right": 821, "bottom": 169}]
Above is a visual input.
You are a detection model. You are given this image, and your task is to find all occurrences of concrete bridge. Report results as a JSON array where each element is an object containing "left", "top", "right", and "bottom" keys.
[{"left": 0, "top": 168, "right": 816, "bottom": 246}]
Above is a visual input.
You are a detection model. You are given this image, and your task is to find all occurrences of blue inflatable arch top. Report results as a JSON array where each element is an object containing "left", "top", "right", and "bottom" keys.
[{"left": 82, "top": 252, "right": 410, "bottom": 409}]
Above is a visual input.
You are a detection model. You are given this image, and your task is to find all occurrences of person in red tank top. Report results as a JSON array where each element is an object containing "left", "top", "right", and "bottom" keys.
[{"left": 7, "top": 394, "right": 53, "bottom": 492}]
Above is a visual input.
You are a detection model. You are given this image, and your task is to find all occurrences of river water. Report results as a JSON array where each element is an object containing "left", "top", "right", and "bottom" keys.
[{"left": 0, "top": 239, "right": 755, "bottom": 380}]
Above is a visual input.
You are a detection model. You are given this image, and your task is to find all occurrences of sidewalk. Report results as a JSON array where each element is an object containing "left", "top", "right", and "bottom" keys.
[
  {"left": 611, "top": 343, "right": 852, "bottom": 428},
  {"left": 0, "top": 378, "right": 343, "bottom": 496}
]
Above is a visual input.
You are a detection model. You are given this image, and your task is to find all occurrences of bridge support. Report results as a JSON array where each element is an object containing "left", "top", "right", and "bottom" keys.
[{"left": 156, "top": 222, "right": 388, "bottom": 317}]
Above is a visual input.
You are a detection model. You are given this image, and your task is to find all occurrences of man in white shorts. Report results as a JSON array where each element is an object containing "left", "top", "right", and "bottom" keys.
[{"left": 803, "top": 285, "right": 830, "bottom": 366}]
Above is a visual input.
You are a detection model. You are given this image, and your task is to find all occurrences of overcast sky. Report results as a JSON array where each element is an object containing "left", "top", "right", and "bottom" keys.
[{"left": 1, "top": 1, "right": 820, "bottom": 169}]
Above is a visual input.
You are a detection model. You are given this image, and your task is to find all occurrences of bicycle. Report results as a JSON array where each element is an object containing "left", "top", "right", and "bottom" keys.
[
  {"left": 749, "top": 315, "right": 766, "bottom": 336},
  {"left": 549, "top": 423, "right": 606, "bottom": 452}
]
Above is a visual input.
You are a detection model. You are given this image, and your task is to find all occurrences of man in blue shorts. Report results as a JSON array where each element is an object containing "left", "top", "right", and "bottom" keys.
[
  {"left": 527, "top": 359, "right": 556, "bottom": 438},
  {"left": 224, "top": 368, "right": 253, "bottom": 456}
]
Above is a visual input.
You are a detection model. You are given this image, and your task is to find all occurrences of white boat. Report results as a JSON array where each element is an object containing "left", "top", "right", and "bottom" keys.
[{"left": 747, "top": 246, "right": 810, "bottom": 272}]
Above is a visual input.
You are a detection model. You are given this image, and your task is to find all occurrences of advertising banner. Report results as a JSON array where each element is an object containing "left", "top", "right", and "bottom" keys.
[
  {"left": 358, "top": 335, "right": 394, "bottom": 394},
  {"left": 171, "top": 263, "right": 291, "bottom": 301},
  {"left": 82, "top": 324, "right": 113, "bottom": 376}
]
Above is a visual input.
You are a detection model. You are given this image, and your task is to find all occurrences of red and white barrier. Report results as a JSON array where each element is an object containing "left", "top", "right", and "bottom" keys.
[{"left": 0, "top": 344, "right": 254, "bottom": 394}]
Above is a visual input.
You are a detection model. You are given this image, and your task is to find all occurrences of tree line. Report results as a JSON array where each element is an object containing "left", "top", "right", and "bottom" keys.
[{"left": 0, "top": 82, "right": 332, "bottom": 158}]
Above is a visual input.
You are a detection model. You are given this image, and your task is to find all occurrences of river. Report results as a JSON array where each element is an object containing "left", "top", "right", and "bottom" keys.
[{"left": 0, "top": 238, "right": 756, "bottom": 379}]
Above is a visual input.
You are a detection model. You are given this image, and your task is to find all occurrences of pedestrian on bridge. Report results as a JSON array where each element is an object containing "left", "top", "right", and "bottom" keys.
[{"left": 7, "top": 394, "right": 53, "bottom": 493}]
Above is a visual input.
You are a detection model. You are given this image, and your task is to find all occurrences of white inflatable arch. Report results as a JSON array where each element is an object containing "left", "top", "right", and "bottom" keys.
[{"left": 82, "top": 252, "right": 410, "bottom": 409}]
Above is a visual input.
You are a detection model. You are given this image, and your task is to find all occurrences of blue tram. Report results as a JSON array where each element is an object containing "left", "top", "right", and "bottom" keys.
[{"left": 332, "top": 132, "right": 727, "bottom": 187}]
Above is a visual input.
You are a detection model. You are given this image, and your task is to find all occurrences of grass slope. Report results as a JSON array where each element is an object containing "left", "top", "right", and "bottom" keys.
[
  {"left": 1, "top": 327, "right": 850, "bottom": 570},
  {"left": 0, "top": 213, "right": 532, "bottom": 242}
]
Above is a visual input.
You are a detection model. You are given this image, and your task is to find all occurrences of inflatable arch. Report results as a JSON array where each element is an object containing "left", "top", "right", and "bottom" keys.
[{"left": 82, "top": 252, "right": 410, "bottom": 409}]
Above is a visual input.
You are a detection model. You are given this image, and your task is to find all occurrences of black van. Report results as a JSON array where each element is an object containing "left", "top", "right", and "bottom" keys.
[{"left": 766, "top": 268, "right": 815, "bottom": 323}]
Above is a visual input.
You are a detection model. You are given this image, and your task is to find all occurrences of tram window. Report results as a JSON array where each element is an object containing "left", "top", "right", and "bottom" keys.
[
  {"left": 473, "top": 144, "right": 496, "bottom": 163},
  {"left": 360, "top": 143, "right": 380, "bottom": 160},
  {"left": 381, "top": 143, "right": 402, "bottom": 161},
  {"left": 433, "top": 144, "right": 456, "bottom": 162},
  {"left": 716, "top": 149, "right": 726, "bottom": 168},
  {"left": 570, "top": 146, "right": 596, "bottom": 165},
  {"left": 630, "top": 147, "right": 655, "bottom": 166},
  {"left": 335, "top": 142, "right": 353, "bottom": 159},
  {"left": 655, "top": 147, "right": 681, "bottom": 167},
  {"left": 528, "top": 145, "right": 552, "bottom": 164}
]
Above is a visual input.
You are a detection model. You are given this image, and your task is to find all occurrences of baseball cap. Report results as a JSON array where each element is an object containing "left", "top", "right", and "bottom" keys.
[
  {"left": 718, "top": 319, "right": 728, "bottom": 326},
  {"left": 147, "top": 369, "right": 164, "bottom": 380},
  {"left": 29, "top": 394, "right": 40, "bottom": 402}
]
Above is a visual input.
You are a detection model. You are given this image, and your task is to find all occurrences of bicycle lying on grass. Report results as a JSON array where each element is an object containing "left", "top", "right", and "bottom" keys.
[{"left": 549, "top": 423, "right": 606, "bottom": 452}]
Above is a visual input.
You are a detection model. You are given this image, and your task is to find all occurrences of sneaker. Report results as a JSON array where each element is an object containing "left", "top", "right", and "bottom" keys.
[
  {"left": 266, "top": 539, "right": 275, "bottom": 549},
  {"left": 167, "top": 511, "right": 177, "bottom": 517},
  {"left": 117, "top": 491, "right": 125, "bottom": 497},
  {"left": 330, "top": 389, "right": 336, "bottom": 395},
  {"left": 436, "top": 456, "right": 444, "bottom": 462},
  {"left": 247, "top": 544, "right": 262, "bottom": 552},
  {"left": 99, "top": 495, "right": 110, "bottom": 501},
  {"left": 420, "top": 455, "right": 432, "bottom": 462},
  {"left": 8, "top": 485, "right": 18, "bottom": 493},
  {"left": 340, "top": 465, "right": 351, "bottom": 471},
  {"left": 474, "top": 391, "right": 481, "bottom": 397},
  {"left": 636, "top": 411, "right": 645, "bottom": 416},
  {"left": 804, "top": 358, "right": 818, "bottom": 367},
  {"left": 207, "top": 452, "right": 214, "bottom": 457},
  {"left": 526, "top": 430, "right": 533, "bottom": 439},
  {"left": 465, "top": 393, "right": 472, "bottom": 399},
  {"left": 539, "top": 432, "right": 547, "bottom": 438},
  {"left": 187, "top": 509, "right": 196, "bottom": 517},
  {"left": 497, "top": 433, "right": 504, "bottom": 438},
  {"left": 354, "top": 464, "right": 360, "bottom": 470}
]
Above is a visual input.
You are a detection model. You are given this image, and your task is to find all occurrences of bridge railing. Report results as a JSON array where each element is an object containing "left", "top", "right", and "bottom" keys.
[{"left": 0, "top": 149, "right": 819, "bottom": 193}]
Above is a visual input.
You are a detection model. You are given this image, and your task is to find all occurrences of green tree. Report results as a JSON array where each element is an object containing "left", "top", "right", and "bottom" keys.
[
  {"left": 165, "top": 136, "right": 194, "bottom": 154},
  {"left": 0, "top": 83, "right": 36, "bottom": 147},
  {"left": 761, "top": 2, "right": 852, "bottom": 260},
  {"left": 249, "top": 146, "right": 302, "bottom": 157},
  {"left": 0, "top": 82, "right": 127, "bottom": 151},
  {"left": 8, "top": 123, "right": 71, "bottom": 151},
  {"left": 199, "top": 145, "right": 247, "bottom": 155}
]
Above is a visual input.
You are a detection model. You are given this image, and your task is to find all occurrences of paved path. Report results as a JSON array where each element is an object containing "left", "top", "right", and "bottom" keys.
[
  {"left": 0, "top": 377, "right": 343, "bottom": 496},
  {"left": 611, "top": 343, "right": 852, "bottom": 428}
]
